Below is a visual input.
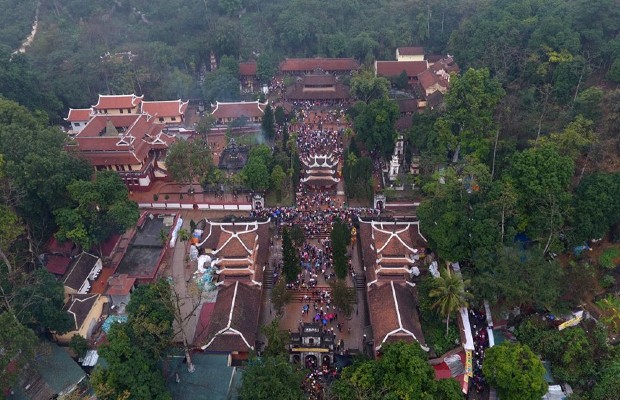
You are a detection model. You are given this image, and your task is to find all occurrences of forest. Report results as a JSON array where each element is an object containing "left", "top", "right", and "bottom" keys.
[{"left": 1, "top": 0, "right": 620, "bottom": 398}]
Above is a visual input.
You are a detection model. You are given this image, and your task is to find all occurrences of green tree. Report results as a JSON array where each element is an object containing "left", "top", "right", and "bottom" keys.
[
  {"left": 332, "top": 341, "right": 461, "bottom": 400},
  {"left": 329, "top": 279, "right": 355, "bottom": 317},
  {"left": 243, "top": 157, "right": 270, "bottom": 191},
  {"left": 270, "top": 165, "right": 287, "bottom": 201},
  {"left": 262, "top": 104, "right": 276, "bottom": 140},
  {"left": 0, "top": 205, "right": 23, "bottom": 274},
  {"left": 331, "top": 220, "right": 350, "bottom": 279},
  {"left": 282, "top": 227, "right": 300, "bottom": 283},
  {"left": 509, "top": 144, "right": 573, "bottom": 253},
  {"left": 350, "top": 69, "right": 389, "bottom": 104},
  {"left": 203, "top": 69, "right": 240, "bottom": 104},
  {"left": 69, "top": 334, "right": 89, "bottom": 359},
  {"left": 351, "top": 98, "right": 399, "bottom": 156},
  {"left": 434, "top": 68, "right": 504, "bottom": 163},
  {"left": 483, "top": 343, "right": 548, "bottom": 400},
  {"left": 165, "top": 139, "right": 213, "bottom": 191},
  {"left": 593, "top": 361, "right": 620, "bottom": 400},
  {"left": 270, "top": 280, "right": 292, "bottom": 316},
  {"left": 429, "top": 267, "right": 473, "bottom": 336},
  {"left": 571, "top": 172, "right": 620, "bottom": 244},
  {"left": 239, "top": 355, "right": 305, "bottom": 400},
  {"left": 261, "top": 317, "right": 290, "bottom": 357},
  {"left": 0, "top": 312, "right": 38, "bottom": 391},
  {"left": 471, "top": 247, "right": 563, "bottom": 311},
  {"left": 256, "top": 52, "right": 278, "bottom": 83},
  {"left": 537, "top": 115, "right": 596, "bottom": 161},
  {"left": 274, "top": 106, "right": 287, "bottom": 127},
  {"left": 91, "top": 323, "right": 171, "bottom": 400},
  {"left": 219, "top": 55, "right": 239, "bottom": 76},
  {"left": 54, "top": 171, "right": 140, "bottom": 251}
]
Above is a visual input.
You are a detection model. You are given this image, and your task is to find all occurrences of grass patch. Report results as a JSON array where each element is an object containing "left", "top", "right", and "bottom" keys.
[{"left": 599, "top": 247, "right": 620, "bottom": 269}]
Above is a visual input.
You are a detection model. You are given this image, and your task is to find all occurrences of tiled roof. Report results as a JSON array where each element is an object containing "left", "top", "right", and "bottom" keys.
[
  {"left": 376, "top": 61, "right": 428, "bottom": 78},
  {"left": 63, "top": 252, "right": 99, "bottom": 291},
  {"left": 92, "top": 94, "right": 143, "bottom": 110},
  {"left": 396, "top": 115, "right": 413, "bottom": 131},
  {"left": 141, "top": 100, "right": 189, "bottom": 118},
  {"left": 65, "top": 108, "right": 92, "bottom": 122},
  {"left": 106, "top": 274, "right": 136, "bottom": 296},
  {"left": 201, "top": 281, "right": 261, "bottom": 352},
  {"left": 210, "top": 101, "right": 266, "bottom": 119},
  {"left": 397, "top": 46, "right": 425, "bottom": 56},
  {"left": 69, "top": 114, "right": 171, "bottom": 166},
  {"left": 396, "top": 99, "right": 418, "bottom": 114},
  {"left": 64, "top": 293, "right": 100, "bottom": 331},
  {"left": 285, "top": 79, "right": 350, "bottom": 101},
  {"left": 367, "top": 281, "right": 426, "bottom": 350},
  {"left": 239, "top": 62, "right": 257, "bottom": 76},
  {"left": 45, "top": 254, "right": 71, "bottom": 276},
  {"left": 280, "top": 58, "right": 360, "bottom": 72},
  {"left": 417, "top": 69, "right": 445, "bottom": 90}
]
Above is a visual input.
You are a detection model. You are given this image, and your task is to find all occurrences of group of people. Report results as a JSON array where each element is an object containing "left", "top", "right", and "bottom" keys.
[{"left": 470, "top": 308, "right": 490, "bottom": 393}]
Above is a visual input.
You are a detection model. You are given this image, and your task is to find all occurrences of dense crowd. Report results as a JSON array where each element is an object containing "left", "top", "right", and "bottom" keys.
[{"left": 470, "top": 308, "right": 490, "bottom": 394}]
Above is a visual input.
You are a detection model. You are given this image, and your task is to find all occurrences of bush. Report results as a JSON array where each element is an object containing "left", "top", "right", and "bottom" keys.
[
  {"left": 601, "top": 274, "right": 615, "bottom": 289},
  {"left": 599, "top": 247, "right": 620, "bottom": 269}
]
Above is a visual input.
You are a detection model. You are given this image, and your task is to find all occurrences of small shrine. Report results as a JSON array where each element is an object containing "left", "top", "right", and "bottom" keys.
[
  {"left": 289, "top": 323, "right": 335, "bottom": 369},
  {"left": 218, "top": 138, "right": 249, "bottom": 172}
]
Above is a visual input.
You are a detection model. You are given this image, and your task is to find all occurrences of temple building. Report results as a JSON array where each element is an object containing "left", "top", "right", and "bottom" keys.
[
  {"left": 375, "top": 60, "right": 429, "bottom": 84},
  {"left": 197, "top": 219, "right": 270, "bottom": 285},
  {"left": 141, "top": 99, "right": 189, "bottom": 125},
  {"left": 358, "top": 219, "right": 429, "bottom": 355},
  {"left": 199, "top": 280, "right": 261, "bottom": 359},
  {"left": 289, "top": 323, "right": 336, "bottom": 369},
  {"left": 285, "top": 73, "right": 350, "bottom": 103},
  {"left": 300, "top": 154, "right": 340, "bottom": 189},
  {"left": 65, "top": 112, "right": 175, "bottom": 191},
  {"left": 209, "top": 101, "right": 267, "bottom": 125},
  {"left": 396, "top": 46, "right": 425, "bottom": 62},
  {"left": 279, "top": 58, "right": 360, "bottom": 76}
]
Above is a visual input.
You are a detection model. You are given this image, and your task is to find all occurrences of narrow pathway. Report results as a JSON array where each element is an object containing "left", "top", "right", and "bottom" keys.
[{"left": 13, "top": 1, "right": 40, "bottom": 55}]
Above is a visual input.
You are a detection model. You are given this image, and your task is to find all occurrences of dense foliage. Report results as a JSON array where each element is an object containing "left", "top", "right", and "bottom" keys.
[
  {"left": 332, "top": 341, "right": 462, "bottom": 400},
  {"left": 92, "top": 280, "right": 174, "bottom": 400},
  {"left": 483, "top": 343, "right": 547, "bottom": 400},
  {"left": 239, "top": 355, "right": 306, "bottom": 400}
]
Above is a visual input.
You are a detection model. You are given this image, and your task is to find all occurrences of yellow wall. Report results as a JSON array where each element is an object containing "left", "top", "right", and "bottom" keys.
[
  {"left": 54, "top": 296, "right": 109, "bottom": 343},
  {"left": 396, "top": 54, "right": 425, "bottom": 62},
  {"left": 94, "top": 106, "right": 140, "bottom": 115}
]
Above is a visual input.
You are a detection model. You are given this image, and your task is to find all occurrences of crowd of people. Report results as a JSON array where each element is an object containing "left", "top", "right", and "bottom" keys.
[{"left": 470, "top": 308, "right": 490, "bottom": 394}]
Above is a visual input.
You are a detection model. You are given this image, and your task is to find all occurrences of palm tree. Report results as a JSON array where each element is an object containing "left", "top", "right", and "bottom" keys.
[{"left": 429, "top": 267, "right": 473, "bottom": 337}]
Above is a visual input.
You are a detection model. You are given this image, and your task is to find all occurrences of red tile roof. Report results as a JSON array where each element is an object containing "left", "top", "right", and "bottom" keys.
[
  {"left": 65, "top": 108, "right": 92, "bottom": 122},
  {"left": 47, "top": 236, "right": 74, "bottom": 254},
  {"left": 194, "top": 302, "right": 216, "bottom": 345},
  {"left": 45, "top": 254, "right": 72, "bottom": 276},
  {"left": 397, "top": 47, "right": 425, "bottom": 56},
  {"left": 106, "top": 274, "right": 136, "bottom": 296},
  {"left": 367, "top": 281, "right": 426, "bottom": 350},
  {"left": 418, "top": 69, "right": 448, "bottom": 91},
  {"left": 210, "top": 101, "right": 267, "bottom": 119},
  {"left": 280, "top": 58, "right": 360, "bottom": 73},
  {"left": 141, "top": 100, "right": 189, "bottom": 118},
  {"left": 201, "top": 281, "right": 261, "bottom": 352},
  {"left": 68, "top": 114, "right": 172, "bottom": 166},
  {"left": 92, "top": 94, "right": 143, "bottom": 110},
  {"left": 239, "top": 62, "right": 257, "bottom": 76},
  {"left": 376, "top": 61, "right": 428, "bottom": 78}
]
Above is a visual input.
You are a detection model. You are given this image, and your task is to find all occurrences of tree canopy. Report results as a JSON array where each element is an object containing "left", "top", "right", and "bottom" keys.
[
  {"left": 165, "top": 139, "right": 213, "bottom": 189},
  {"left": 54, "top": 171, "right": 140, "bottom": 250},
  {"left": 332, "top": 341, "right": 462, "bottom": 400},
  {"left": 483, "top": 343, "right": 547, "bottom": 400},
  {"left": 239, "top": 355, "right": 305, "bottom": 400}
]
